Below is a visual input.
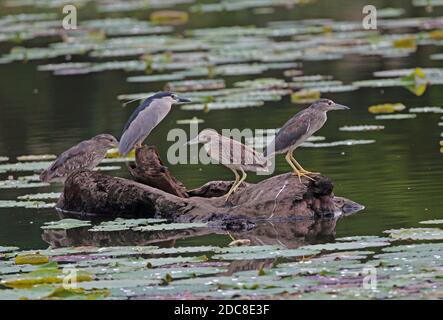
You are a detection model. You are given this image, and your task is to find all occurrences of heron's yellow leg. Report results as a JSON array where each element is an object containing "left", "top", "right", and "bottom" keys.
[
  {"left": 225, "top": 168, "right": 240, "bottom": 200},
  {"left": 232, "top": 168, "right": 247, "bottom": 193},
  {"left": 286, "top": 152, "right": 314, "bottom": 183},
  {"left": 289, "top": 153, "right": 320, "bottom": 175}
]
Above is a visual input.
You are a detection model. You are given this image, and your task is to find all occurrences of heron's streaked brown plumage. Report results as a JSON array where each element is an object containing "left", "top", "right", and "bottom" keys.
[{"left": 39, "top": 134, "right": 118, "bottom": 182}]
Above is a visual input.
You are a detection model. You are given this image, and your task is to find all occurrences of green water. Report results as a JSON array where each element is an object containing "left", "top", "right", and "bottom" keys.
[{"left": 0, "top": 0, "right": 442, "bottom": 250}]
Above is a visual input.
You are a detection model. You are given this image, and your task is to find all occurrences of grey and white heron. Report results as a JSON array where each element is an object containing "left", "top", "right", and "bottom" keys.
[
  {"left": 264, "top": 99, "right": 350, "bottom": 182},
  {"left": 119, "top": 92, "right": 191, "bottom": 156},
  {"left": 39, "top": 134, "right": 118, "bottom": 182},
  {"left": 188, "top": 129, "right": 269, "bottom": 200}
]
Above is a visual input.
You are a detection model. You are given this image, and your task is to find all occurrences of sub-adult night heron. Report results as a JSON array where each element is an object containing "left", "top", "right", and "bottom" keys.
[
  {"left": 188, "top": 129, "right": 269, "bottom": 200},
  {"left": 119, "top": 92, "right": 191, "bottom": 156},
  {"left": 264, "top": 99, "right": 350, "bottom": 182},
  {"left": 39, "top": 134, "right": 118, "bottom": 182}
]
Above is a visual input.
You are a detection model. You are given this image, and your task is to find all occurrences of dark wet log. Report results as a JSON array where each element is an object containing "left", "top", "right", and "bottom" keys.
[
  {"left": 57, "top": 166, "right": 363, "bottom": 230},
  {"left": 128, "top": 145, "right": 188, "bottom": 198}
]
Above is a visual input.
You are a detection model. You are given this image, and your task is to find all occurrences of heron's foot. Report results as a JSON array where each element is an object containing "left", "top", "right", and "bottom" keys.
[
  {"left": 299, "top": 169, "right": 320, "bottom": 175},
  {"left": 292, "top": 170, "right": 315, "bottom": 182}
]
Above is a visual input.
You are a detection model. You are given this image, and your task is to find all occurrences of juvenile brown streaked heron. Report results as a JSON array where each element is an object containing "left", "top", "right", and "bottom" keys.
[
  {"left": 188, "top": 129, "right": 269, "bottom": 200},
  {"left": 119, "top": 92, "right": 191, "bottom": 156},
  {"left": 264, "top": 99, "right": 350, "bottom": 182},
  {"left": 39, "top": 134, "right": 118, "bottom": 182}
]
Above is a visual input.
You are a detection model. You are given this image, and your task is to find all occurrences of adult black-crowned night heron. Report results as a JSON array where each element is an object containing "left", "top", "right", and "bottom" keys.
[
  {"left": 39, "top": 134, "right": 118, "bottom": 182},
  {"left": 119, "top": 92, "right": 191, "bottom": 156},
  {"left": 264, "top": 99, "right": 349, "bottom": 182},
  {"left": 188, "top": 129, "right": 269, "bottom": 200}
]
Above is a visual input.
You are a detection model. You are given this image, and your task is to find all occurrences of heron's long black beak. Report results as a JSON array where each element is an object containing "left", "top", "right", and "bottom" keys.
[
  {"left": 333, "top": 103, "right": 350, "bottom": 110},
  {"left": 176, "top": 96, "right": 192, "bottom": 104}
]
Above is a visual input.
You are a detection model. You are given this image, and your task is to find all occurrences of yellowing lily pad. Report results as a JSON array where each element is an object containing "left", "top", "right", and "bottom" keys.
[
  {"left": 291, "top": 89, "right": 321, "bottom": 104},
  {"left": 15, "top": 254, "right": 49, "bottom": 265},
  {"left": 368, "top": 103, "right": 406, "bottom": 114},
  {"left": 150, "top": 11, "right": 189, "bottom": 26}
]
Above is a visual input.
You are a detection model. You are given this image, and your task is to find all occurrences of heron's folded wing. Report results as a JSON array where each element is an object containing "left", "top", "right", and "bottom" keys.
[
  {"left": 42, "top": 140, "right": 96, "bottom": 179},
  {"left": 119, "top": 107, "right": 161, "bottom": 155},
  {"left": 267, "top": 110, "right": 311, "bottom": 155}
]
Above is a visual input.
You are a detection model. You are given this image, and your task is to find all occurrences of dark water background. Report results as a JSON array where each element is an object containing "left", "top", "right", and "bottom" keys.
[{"left": 0, "top": 0, "right": 442, "bottom": 249}]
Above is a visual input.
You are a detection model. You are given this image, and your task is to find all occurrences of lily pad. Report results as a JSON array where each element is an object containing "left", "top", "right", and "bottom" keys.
[
  {"left": 339, "top": 125, "right": 385, "bottom": 132},
  {"left": 419, "top": 219, "right": 443, "bottom": 225},
  {"left": 368, "top": 103, "right": 406, "bottom": 114},
  {"left": 18, "top": 192, "right": 61, "bottom": 200},
  {"left": 375, "top": 114, "right": 417, "bottom": 120},
  {"left": 41, "top": 219, "right": 92, "bottom": 230},
  {"left": 0, "top": 200, "right": 55, "bottom": 209},
  {"left": 386, "top": 228, "right": 443, "bottom": 240},
  {"left": 88, "top": 218, "right": 167, "bottom": 232},
  {"left": 16, "top": 155, "right": 57, "bottom": 162}
]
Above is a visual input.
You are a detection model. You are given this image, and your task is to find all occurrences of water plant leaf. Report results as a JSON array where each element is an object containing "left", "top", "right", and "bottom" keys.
[
  {"left": 132, "top": 223, "right": 208, "bottom": 232},
  {"left": 0, "top": 200, "right": 55, "bottom": 209},
  {"left": 89, "top": 218, "right": 167, "bottom": 232},
  {"left": 386, "top": 228, "right": 443, "bottom": 240},
  {"left": 291, "top": 89, "right": 321, "bottom": 104},
  {"left": 17, "top": 192, "right": 61, "bottom": 200},
  {"left": 375, "top": 114, "right": 417, "bottom": 120},
  {"left": 15, "top": 254, "right": 49, "bottom": 265},
  {"left": 0, "top": 179, "right": 49, "bottom": 189},
  {"left": 41, "top": 219, "right": 92, "bottom": 230},
  {"left": 419, "top": 219, "right": 443, "bottom": 225},
  {"left": 150, "top": 10, "right": 189, "bottom": 26},
  {"left": 339, "top": 125, "right": 385, "bottom": 132},
  {"left": 16, "top": 155, "right": 57, "bottom": 161},
  {"left": 368, "top": 103, "right": 406, "bottom": 114}
]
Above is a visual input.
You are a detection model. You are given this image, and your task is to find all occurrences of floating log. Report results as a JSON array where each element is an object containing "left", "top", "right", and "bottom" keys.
[{"left": 57, "top": 145, "right": 364, "bottom": 230}]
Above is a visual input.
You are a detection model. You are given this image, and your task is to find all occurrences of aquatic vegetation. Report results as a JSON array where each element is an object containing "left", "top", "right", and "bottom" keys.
[
  {"left": 420, "top": 219, "right": 443, "bottom": 225},
  {"left": 291, "top": 89, "right": 321, "bottom": 104},
  {"left": 106, "top": 148, "right": 135, "bottom": 159},
  {"left": 15, "top": 254, "right": 49, "bottom": 265},
  {"left": 0, "top": 178, "right": 49, "bottom": 189},
  {"left": 16, "top": 155, "right": 56, "bottom": 162},
  {"left": 355, "top": 68, "right": 429, "bottom": 96},
  {"left": 409, "top": 106, "right": 443, "bottom": 113},
  {"left": 88, "top": 218, "right": 168, "bottom": 232},
  {"left": 1, "top": 225, "right": 442, "bottom": 299},
  {"left": 386, "top": 228, "right": 443, "bottom": 240},
  {"left": 17, "top": 193, "right": 62, "bottom": 201},
  {"left": 368, "top": 103, "right": 406, "bottom": 114},
  {"left": 339, "top": 125, "right": 385, "bottom": 132},
  {"left": 0, "top": 160, "right": 121, "bottom": 174},
  {"left": 165, "top": 79, "right": 225, "bottom": 92},
  {"left": 375, "top": 114, "right": 417, "bottom": 120},
  {"left": 150, "top": 11, "right": 189, "bottom": 25},
  {"left": 0, "top": 200, "right": 55, "bottom": 209},
  {"left": 41, "top": 219, "right": 92, "bottom": 230}
]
